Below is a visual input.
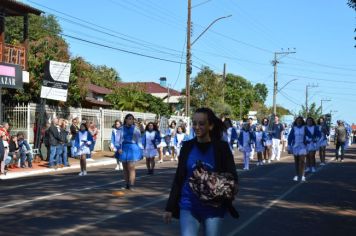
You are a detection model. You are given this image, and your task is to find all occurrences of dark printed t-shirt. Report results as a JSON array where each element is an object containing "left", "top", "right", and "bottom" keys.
[{"left": 272, "top": 123, "right": 284, "bottom": 139}]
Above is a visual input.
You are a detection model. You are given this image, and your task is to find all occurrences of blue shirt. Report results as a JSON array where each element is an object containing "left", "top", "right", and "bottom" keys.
[
  {"left": 272, "top": 123, "right": 284, "bottom": 139},
  {"left": 179, "top": 142, "right": 225, "bottom": 218}
]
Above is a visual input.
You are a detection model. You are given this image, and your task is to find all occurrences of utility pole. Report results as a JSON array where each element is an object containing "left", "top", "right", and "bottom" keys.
[
  {"left": 222, "top": 63, "right": 226, "bottom": 104},
  {"left": 272, "top": 49, "right": 296, "bottom": 115},
  {"left": 185, "top": 0, "right": 192, "bottom": 117},
  {"left": 305, "top": 84, "right": 318, "bottom": 117},
  {"left": 239, "top": 98, "right": 243, "bottom": 121},
  {"left": 320, "top": 99, "right": 331, "bottom": 115}
]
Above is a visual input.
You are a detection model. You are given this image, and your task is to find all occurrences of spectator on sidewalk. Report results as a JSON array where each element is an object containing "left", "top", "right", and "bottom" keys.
[
  {"left": 87, "top": 121, "right": 98, "bottom": 161},
  {"left": 8, "top": 135, "right": 20, "bottom": 169},
  {"left": 74, "top": 123, "right": 93, "bottom": 176},
  {"left": 110, "top": 119, "right": 123, "bottom": 171},
  {"left": 0, "top": 122, "right": 11, "bottom": 142},
  {"left": 0, "top": 132, "right": 6, "bottom": 175},
  {"left": 70, "top": 117, "right": 80, "bottom": 158},
  {"left": 17, "top": 132, "right": 33, "bottom": 168},
  {"left": 59, "top": 119, "right": 70, "bottom": 168},
  {"left": 48, "top": 118, "right": 61, "bottom": 168},
  {"left": 271, "top": 115, "right": 285, "bottom": 161}
]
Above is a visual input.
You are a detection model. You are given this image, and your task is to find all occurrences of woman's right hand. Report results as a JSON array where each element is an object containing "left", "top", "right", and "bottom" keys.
[
  {"left": 118, "top": 149, "right": 123, "bottom": 154},
  {"left": 163, "top": 211, "right": 172, "bottom": 224}
]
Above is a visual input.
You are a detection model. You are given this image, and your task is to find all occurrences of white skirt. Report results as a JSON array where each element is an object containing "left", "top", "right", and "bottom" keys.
[{"left": 143, "top": 148, "right": 158, "bottom": 158}]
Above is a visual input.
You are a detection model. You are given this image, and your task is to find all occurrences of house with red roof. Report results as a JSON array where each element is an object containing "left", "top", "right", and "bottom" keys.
[{"left": 84, "top": 77, "right": 184, "bottom": 113}]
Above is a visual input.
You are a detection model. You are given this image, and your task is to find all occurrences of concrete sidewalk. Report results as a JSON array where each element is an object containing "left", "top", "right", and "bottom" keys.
[{"left": 0, "top": 151, "right": 117, "bottom": 180}]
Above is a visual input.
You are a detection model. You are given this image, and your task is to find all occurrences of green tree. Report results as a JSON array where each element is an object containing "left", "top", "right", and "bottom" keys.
[
  {"left": 298, "top": 102, "right": 322, "bottom": 120},
  {"left": 253, "top": 83, "right": 268, "bottom": 104},
  {"left": 142, "top": 93, "right": 171, "bottom": 116},
  {"left": 106, "top": 85, "right": 149, "bottom": 112},
  {"left": 90, "top": 65, "right": 121, "bottom": 88}
]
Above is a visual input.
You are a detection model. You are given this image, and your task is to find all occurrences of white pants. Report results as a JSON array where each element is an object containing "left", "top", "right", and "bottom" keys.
[{"left": 271, "top": 138, "right": 282, "bottom": 161}]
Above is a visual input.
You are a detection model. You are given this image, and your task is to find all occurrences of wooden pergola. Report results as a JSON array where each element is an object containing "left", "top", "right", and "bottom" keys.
[{"left": 0, "top": 0, "right": 42, "bottom": 70}]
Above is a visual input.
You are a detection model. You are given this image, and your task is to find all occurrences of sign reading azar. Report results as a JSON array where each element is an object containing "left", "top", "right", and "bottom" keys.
[
  {"left": 0, "top": 62, "right": 23, "bottom": 89},
  {"left": 40, "top": 60, "right": 71, "bottom": 102}
]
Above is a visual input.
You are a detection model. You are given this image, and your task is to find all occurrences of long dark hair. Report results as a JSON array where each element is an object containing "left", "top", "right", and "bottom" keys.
[
  {"left": 223, "top": 118, "right": 233, "bottom": 129},
  {"left": 293, "top": 116, "right": 305, "bottom": 127},
  {"left": 145, "top": 122, "right": 158, "bottom": 132},
  {"left": 306, "top": 117, "right": 316, "bottom": 126},
  {"left": 124, "top": 114, "right": 134, "bottom": 125},
  {"left": 194, "top": 107, "right": 224, "bottom": 141}
]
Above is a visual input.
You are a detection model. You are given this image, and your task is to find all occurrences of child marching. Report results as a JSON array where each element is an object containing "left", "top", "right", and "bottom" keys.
[
  {"left": 118, "top": 114, "right": 143, "bottom": 190},
  {"left": 173, "top": 125, "right": 189, "bottom": 158},
  {"left": 142, "top": 122, "right": 161, "bottom": 175},
  {"left": 288, "top": 116, "right": 307, "bottom": 182},
  {"left": 238, "top": 122, "right": 255, "bottom": 170},
  {"left": 254, "top": 124, "right": 267, "bottom": 166},
  {"left": 74, "top": 123, "right": 93, "bottom": 176},
  {"left": 110, "top": 119, "right": 123, "bottom": 171},
  {"left": 305, "top": 117, "right": 321, "bottom": 173},
  {"left": 317, "top": 117, "right": 329, "bottom": 165}
]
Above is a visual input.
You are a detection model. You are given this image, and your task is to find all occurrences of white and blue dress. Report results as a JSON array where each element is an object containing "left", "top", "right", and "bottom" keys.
[
  {"left": 110, "top": 127, "right": 123, "bottom": 159},
  {"left": 288, "top": 126, "right": 307, "bottom": 156},
  {"left": 119, "top": 125, "right": 143, "bottom": 162},
  {"left": 142, "top": 130, "right": 161, "bottom": 158},
  {"left": 305, "top": 125, "right": 321, "bottom": 152},
  {"left": 74, "top": 131, "right": 93, "bottom": 156},
  {"left": 254, "top": 131, "right": 266, "bottom": 153}
]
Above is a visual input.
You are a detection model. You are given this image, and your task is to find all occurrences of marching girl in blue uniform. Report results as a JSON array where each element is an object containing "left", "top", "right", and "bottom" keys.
[
  {"left": 254, "top": 124, "right": 267, "bottom": 166},
  {"left": 110, "top": 119, "right": 123, "bottom": 171},
  {"left": 74, "top": 123, "right": 93, "bottom": 176},
  {"left": 222, "top": 118, "right": 238, "bottom": 153},
  {"left": 174, "top": 125, "right": 189, "bottom": 158},
  {"left": 142, "top": 122, "right": 161, "bottom": 175},
  {"left": 119, "top": 114, "right": 143, "bottom": 190},
  {"left": 261, "top": 118, "right": 272, "bottom": 163},
  {"left": 317, "top": 117, "right": 329, "bottom": 166},
  {"left": 288, "top": 116, "right": 307, "bottom": 182},
  {"left": 164, "top": 107, "right": 238, "bottom": 236},
  {"left": 305, "top": 117, "right": 321, "bottom": 173},
  {"left": 238, "top": 122, "right": 255, "bottom": 170}
]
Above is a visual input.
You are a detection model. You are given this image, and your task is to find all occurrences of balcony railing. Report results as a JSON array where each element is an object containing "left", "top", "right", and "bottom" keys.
[{"left": 0, "top": 42, "right": 26, "bottom": 69}]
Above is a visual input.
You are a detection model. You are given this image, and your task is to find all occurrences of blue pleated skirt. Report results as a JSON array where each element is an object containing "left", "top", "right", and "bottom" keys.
[{"left": 119, "top": 143, "right": 143, "bottom": 162}]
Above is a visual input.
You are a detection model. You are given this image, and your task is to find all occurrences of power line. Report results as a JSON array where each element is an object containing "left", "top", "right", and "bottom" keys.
[
  {"left": 286, "top": 56, "right": 356, "bottom": 72},
  {"left": 280, "top": 73, "right": 356, "bottom": 84},
  {"left": 61, "top": 33, "right": 201, "bottom": 68}
]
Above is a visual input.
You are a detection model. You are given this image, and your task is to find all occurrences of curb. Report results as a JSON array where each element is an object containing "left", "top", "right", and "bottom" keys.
[{"left": 0, "top": 158, "right": 117, "bottom": 180}]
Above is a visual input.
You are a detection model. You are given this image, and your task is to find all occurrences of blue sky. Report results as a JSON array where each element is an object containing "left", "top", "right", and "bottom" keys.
[{"left": 23, "top": 0, "right": 356, "bottom": 124}]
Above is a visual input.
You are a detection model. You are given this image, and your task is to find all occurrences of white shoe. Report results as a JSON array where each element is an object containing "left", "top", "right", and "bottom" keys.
[
  {"left": 87, "top": 159, "right": 94, "bottom": 162},
  {"left": 174, "top": 158, "right": 178, "bottom": 161},
  {"left": 311, "top": 167, "right": 316, "bottom": 173},
  {"left": 78, "top": 172, "right": 84, "bottom": 176},
  {"left": 320, "top": 162, "right": 325, "bottom": 166},
  {"left": 119, "top": 162, "right": 123, "bottom": 169},
  {"left": 115, "top": 164, "right": 120, "bottom": 170},
  {"left": 268, "top": 160, "right": 271, "bottom": 163},
  {"left": 305, "top": 167, "right": 310, "bottom": 172},
  {"left": 256, "top": 162, "right": 260, "bottom": 166},
  {"left": 170, "top": 158, "right": 174, "bottom": 161},
  {"left": 262, "top": 160, "right": 266, "bottom": 163},
  {"left": 83, "top": 171, "right": 87, "bottom": 175},
  {"left": 301, "top": 176, "right": 306, "bottom": 182},
  {"left": 158, "top": 160, "right": 163, "bottom": 163},
  {"left": 293, "top": 176, "right": 298, "bottom": 181}
]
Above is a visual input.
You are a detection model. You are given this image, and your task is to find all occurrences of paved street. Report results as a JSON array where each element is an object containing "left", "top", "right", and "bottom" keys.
[{"left": 1, "top": 145, "right": 355, "bottom": 236}]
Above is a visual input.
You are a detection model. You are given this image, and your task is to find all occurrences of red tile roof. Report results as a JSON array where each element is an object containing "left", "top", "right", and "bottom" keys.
[
  {"left": 117, "top": 82, "right": 181, "bottom": 96},
  {"left": 87, "top": 84, "right": 113, "bottom": 95}
]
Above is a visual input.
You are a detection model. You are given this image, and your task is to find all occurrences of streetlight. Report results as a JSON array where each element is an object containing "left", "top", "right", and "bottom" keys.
[
  {"left": 185, "top": 0, "right": 232, "bottom": 116},
  {"left": 277, "top": 79, "right": 298, "bottom": 93}
]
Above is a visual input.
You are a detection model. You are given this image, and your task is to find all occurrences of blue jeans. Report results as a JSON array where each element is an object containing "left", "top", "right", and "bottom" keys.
[
  {"left": 180, "top": 209, "right": 223, "bottom": 236},
  {"left": 20, "top": 151, "right": 32, "bottom": 166},
  {"left": 70, "top": 140, "right": 76, "bottom": 157},
  {"left": 57, "top": 144, "right": 69, "bottom": 166},
  {"left": 49, "top": 145, "right": 59, "bottom": 167}
]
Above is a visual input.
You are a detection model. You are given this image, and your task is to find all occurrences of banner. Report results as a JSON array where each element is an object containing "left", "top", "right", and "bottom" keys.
[
  {"left": 0, "top": 62, "right": 23, "bottom": 89},
  {"left": 40, "top": 60, "right": 71, "bottom": 101}
]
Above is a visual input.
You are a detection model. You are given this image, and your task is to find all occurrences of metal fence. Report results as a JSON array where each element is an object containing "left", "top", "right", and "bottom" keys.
[{"left": 1, "top": 103, "right": 189, "bottom": 151}]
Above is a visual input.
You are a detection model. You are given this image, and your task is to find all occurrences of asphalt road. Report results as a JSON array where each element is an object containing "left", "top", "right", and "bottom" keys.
[{"left": 1, "top": 144, "right": 355, "bottom": 236}]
